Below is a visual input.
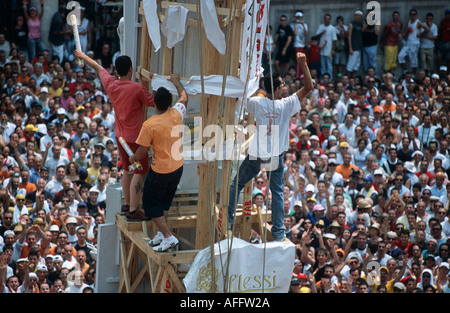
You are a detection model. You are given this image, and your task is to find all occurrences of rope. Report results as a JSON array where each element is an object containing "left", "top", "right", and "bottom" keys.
[
  {"left": 193, "top": 0, "right": 277, "bottom": 293},
  {"left": 215, "top": 0, "right": 238, "bottom": 294},
  {"left": 196, "top": 0, "right": 217, "bottom": 293}
]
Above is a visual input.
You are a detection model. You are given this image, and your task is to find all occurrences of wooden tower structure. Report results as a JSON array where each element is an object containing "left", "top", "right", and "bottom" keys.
[{"left": 115, "top": 0, "right": 272, "bottom": 293}]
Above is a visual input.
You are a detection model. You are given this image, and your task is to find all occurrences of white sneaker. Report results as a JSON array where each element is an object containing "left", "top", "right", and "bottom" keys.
[
  {"left": 148, "top": 232, "right": 164, "bottom": 246},
  {"left": 153, "top": 235, "right": 179, "bottom": 252}
]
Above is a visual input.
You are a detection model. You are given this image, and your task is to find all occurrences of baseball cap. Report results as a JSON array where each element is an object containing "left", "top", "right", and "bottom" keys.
[
  {"left": 67, "top": 217, "right": 77, "bottom": 224},
  {"left": 313, "top": 204, "right": 325, "bottom": 211},
  {"left": 394, "top": 282, "right": 405, "bottom": 290},
  {"left": 298, "top": 273, "right": 307, "bottom": 280},
  {"left": 363, "top": 176, "right": 373, "bottom": 182}
]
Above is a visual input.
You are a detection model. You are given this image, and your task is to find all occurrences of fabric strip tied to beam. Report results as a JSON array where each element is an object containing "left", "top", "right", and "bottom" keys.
[{"left": 151, "top": 74, "right": 245, "bottom": 98}]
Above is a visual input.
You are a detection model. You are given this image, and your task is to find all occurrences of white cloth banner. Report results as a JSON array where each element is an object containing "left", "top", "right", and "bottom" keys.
[
  {"left": 200, "top": 0, "right": 226, "bottom": 55},
  {"left": 151, "top": 74, "right": 246, "bottom": 98},
  {"left": 239, "top": 0, "right": 270, "bottom": 98},
  {"left": 183, "top": 238, "right": 295, "bottom": 293},
  {"left": 160, "top": 5, "right": 189, "bottom": 49},
  {"left": 143, "top": 0, "right": 161, "bottom": 52},
  {"left": 236, "top": 0, "right": 270, "bottom": 120}
]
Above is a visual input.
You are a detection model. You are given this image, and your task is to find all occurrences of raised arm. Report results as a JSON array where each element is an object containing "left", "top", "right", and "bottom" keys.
[
  {"left": 38, "top": 0, "right": 44, "bottom": 20},
  {"left": 167, "top": 74, "right": 188, "bottom": 107},
  {"left": 295, "top": 52, "right": 313, "bottom": 101},
  {"left": 74, "top": 49, "right": 105, "bottom": 74}
]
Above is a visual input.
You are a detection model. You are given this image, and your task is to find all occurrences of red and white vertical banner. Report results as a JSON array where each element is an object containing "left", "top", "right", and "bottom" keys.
[{"left": 240, "top": 0, "right": 270, "bottom": 100}]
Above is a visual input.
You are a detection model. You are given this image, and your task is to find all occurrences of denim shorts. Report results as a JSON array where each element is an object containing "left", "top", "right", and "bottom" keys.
[{"left": 142, "top": 166, "right": 183, "bottom": 218}]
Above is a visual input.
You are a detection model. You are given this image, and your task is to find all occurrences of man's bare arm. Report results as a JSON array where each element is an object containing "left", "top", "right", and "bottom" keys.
[
  {"left": 74, "top": 49, "right": 104, "bottom": 73},
  {"left": 295, "top": 52, "right": 313, "bottom": 101},
  {"left": 168, "top": 74, "right": 188, "bottom": 107}
]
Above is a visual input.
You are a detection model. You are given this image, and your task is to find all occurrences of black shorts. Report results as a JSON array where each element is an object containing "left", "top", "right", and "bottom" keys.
[
  {"left": 275, "top": 48, "right": 293, "bottom": 63},
  {"left": 142, "top": 166, "right": 183, "bottom": 218}
]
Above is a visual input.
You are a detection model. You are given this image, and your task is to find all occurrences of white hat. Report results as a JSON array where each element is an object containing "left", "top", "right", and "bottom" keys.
[
  {"left": 40, "top": 87, "right": 49, "bottom": 93},
  {"left": 323, "top": 233, "right": 336, "bottom": 240},
  {"left": 57, "top": 108, "right": 66, "bottom": 115},
  {"left": 404, "top": 161, "right": 416, "bottom": 173},
  {"left": 394, "top": 282, "right": 406, "bottom": 290},
  {"left": 310, "top": 135, "right": 319, "bottom": 141},
  {"left": 346, "top": 252, "right": 363, "bottom": 264},
  {"left": 306, "top": 184, "right": 315, "bottom": 193},
  {"left": 295, "top": 12, "right": 304, "bottom": 18},
  {"left": 294, "top": 200, "right": 302, "bottom": 207},
  {"left": 89, "top": 186, "right": 100, "bottom": 194},
  {"left": 67, "top": 217, "right": 77, "bottom": 224},
  {"left": 49, "top": 224, "right": 59, "bottom": 232},
  {"left": 374, "top": 168, "right": 384, "bottom": 176},
  {"left": 36, "top": 264, "right": 48, "bottom": 271},
  {"left": 53, "top": 255, "right": 63, "bottom": 262},
  {"left": 440, "top": 262, "right": 450, "bottom": 269},
  {"left": 354, "top": 10, "right": 363, "bottom": 15},
  {"left": 440, "top": 66, "right": 448, "bottom": 72},
  {"left": 29, "top": 272, "right": 38, "bottom": 279},
  {"left": 432, "top": 73, "right": 440, "bottom": 79}
]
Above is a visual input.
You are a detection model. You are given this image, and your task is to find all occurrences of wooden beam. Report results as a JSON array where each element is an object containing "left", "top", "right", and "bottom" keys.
[{"left": 160, "top": 1, "right": 242, "bottom": 17}]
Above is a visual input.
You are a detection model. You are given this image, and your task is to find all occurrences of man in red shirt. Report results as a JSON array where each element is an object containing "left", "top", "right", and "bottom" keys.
[
  {"left": 379, "top": 11, "right": 403, "bottom": 74},
  {"left": 75, "top": 49, "right": 154, "bottom": 221},
  {"left": 69, "top": 70, "right": 92, "bottom": 96}
]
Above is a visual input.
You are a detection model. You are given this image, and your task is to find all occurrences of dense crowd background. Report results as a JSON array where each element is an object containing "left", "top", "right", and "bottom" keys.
[
  {"left": 0, "top": 1, "right": 449, "bottom": 294},
  {"left": 254, "top": 7, "right": 450, "bottom": 293},
  {"left": 0, "top": 0, "right": 122, "bottom": 293}
]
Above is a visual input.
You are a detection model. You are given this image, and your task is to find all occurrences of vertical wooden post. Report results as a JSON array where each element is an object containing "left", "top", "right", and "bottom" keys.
[{"left": 216, "top": 0, "right": 247, "bottom": 240}]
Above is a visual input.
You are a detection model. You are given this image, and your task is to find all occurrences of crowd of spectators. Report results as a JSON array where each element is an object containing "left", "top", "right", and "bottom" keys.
[
  {"left": 0, "top": 1, "right": 122, "bottom": 293},
  {"left": 255, "top": 7, "right": 450, "bottom": 293},
  {"left": 1, "top": 1, "right": 450, "bottom": 295}
]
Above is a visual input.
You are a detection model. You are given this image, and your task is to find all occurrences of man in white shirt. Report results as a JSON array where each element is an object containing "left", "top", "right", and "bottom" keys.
[
  {"left": 315, "top": 13, "right": 337, "bottom": 80},
  {"left": 228, "top": 53, "right": 313, "bottom": 242}
]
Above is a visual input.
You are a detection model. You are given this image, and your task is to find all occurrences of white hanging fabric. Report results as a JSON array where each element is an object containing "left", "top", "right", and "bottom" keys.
[
  {"left": 161, "top": 5, "right": 189, "bottom": 49},
  {"left": 151, "top": 74, "right": 246, "bottom": 98},
  {"left": 200, "top": 0, "right": 226, "bottom": 55},
  {"left": 143, "top": 0, "right": 161, "bottom": 52}
]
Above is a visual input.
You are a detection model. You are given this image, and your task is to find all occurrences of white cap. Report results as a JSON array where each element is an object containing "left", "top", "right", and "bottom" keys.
[
  {"left": 40, "top": 87, "right": 49, "bottom": 93},
  {"left": 295, "top": 12, "right": 303, "bottom": 18},
  {"left": 67, "top": 217, "right": 77, "bottom": 224},
  {"left": 439, "top": 262, "right": 449, "bottom": 269},
  {"left": 323, "top": 233, "right": 336, "bottom": 240},
  {"left": 306, "top": 184, "right": 315, "bottom": 192},
  {"left": 374, "top": 168, "right": 384, "bottom": 176}
]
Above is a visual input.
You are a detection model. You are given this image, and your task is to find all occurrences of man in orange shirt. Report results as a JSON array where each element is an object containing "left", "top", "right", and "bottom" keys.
[
  {"left": 19, "top": 168, "right": 36, "bottom": 194},
  {"left": 129, "top": 73, "right": 188, "bottom": 252},
  {"left": 336, "top": 152, "right": 359, "bottom": 183},
  {"left": 380, "top": 92, "right": 397, "bottom": 112},
  {"left": 375, "top": 115, "right": 399, "bottom": 145}
]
